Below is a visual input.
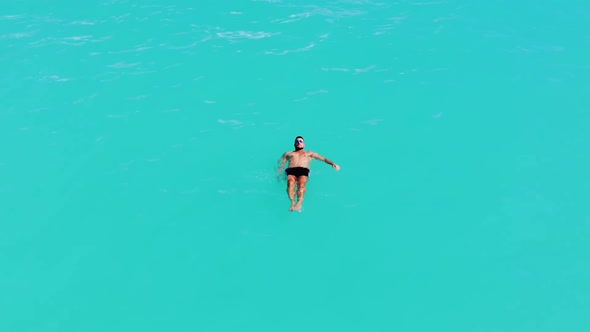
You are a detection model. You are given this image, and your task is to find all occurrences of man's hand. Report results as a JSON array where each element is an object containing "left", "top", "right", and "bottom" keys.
[{"left": 333, "top": 164, "right": 340, "bottom": 171}]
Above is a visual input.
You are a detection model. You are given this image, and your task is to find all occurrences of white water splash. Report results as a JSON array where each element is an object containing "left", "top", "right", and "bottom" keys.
[
  {"left": 264, "top": 42, "right": 315, "bottom": 55},
  {"left": 216, "top": 30, "right": 278, "bottom": 41}
]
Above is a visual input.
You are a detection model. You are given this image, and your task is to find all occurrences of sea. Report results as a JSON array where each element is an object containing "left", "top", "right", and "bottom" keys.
[{"left": 1, "top": 0, "right": 589, "bottom": 331}]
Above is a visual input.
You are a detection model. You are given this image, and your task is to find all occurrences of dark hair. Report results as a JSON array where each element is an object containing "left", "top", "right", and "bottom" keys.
[{"left": 294, "top": 136, "right": 304, "bottom": 141}]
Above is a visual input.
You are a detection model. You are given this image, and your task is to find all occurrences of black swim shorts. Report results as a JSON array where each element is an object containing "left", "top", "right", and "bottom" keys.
[{"left": 285, "top": 167, "right": 310, "bottom": 177}]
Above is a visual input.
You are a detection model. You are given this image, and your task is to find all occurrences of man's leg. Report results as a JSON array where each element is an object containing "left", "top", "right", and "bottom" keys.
[
  {"left": 294, "top": 176, "right": 308, "bottom": 211},
  {"left": 287, "top": 175, "right": 297, "bottom": 211}
]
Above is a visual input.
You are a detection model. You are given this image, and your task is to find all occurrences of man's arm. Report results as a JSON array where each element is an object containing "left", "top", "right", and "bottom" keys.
[
  {"left": 311, "top": 152, "right": 340, "bottom": 170},
  {"left": 277, "top": 152, "right": 289, "bottom": 171}
]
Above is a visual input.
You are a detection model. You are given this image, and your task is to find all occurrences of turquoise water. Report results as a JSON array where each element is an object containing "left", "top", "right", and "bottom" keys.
[{"left": 2, "top": 1, "right": 589, "bottom": 331}]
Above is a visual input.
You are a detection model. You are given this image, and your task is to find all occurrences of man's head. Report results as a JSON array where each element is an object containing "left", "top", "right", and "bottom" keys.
[{"left": 294, "top": 136, "right": 305, "bottom": 150}]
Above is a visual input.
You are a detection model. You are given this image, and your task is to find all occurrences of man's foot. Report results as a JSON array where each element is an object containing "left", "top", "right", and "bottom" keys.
[
  {"left": 289, "top": 202, "right": 297, "bottom": 212},
  {"left": 293, "top": 202, "right": 303, "bottom": 212}
]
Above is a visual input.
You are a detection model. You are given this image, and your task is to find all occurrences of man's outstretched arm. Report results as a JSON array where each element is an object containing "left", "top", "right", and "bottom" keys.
[{"left": 311, "top": 152, "right": 340, "bottom": 170}]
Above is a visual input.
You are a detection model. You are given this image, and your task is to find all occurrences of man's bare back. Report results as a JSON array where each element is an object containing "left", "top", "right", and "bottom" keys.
[{"left": 277, "top": 136, "right": 340, "bottom": 212}]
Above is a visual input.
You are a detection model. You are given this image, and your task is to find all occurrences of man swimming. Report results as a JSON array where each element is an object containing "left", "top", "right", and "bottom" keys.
[{"left": 277, "top": 136, "right": 340, "bottom": 212}]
